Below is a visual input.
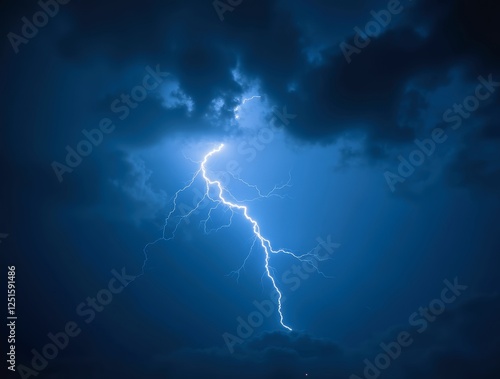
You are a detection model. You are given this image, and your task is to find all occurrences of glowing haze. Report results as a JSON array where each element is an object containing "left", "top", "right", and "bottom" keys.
[{"left": 142, "top": 143, "right": 329, "bottom": 331}]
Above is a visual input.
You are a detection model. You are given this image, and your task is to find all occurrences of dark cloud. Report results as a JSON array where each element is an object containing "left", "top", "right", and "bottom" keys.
[
  {"left": 4, "top": 0, "right": 499, "bottom": 193},
  {"left": 156, "top": 294, "right": 500, "bottom": 379},
  {"left": 2, "top": 3, "right": 500, "bottom": 378},
  {"left": 278, "top": 0, "right": 500, "bottom": 142},
  {"left": 37, "top": 294, "right": 500, "bottom": 378}
]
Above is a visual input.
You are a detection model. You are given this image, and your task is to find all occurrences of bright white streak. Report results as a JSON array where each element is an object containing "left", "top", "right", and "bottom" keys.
[
  {"left": 200, "top": 143, "right": 292, "bottom": 330},
  {"left": 142, "top": 143, "right": 332, "bottom": 330}
]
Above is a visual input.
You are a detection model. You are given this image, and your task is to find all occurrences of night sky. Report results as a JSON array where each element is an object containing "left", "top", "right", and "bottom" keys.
[{"left": 1, "top": 0, "right": 500, "bottom": 378}]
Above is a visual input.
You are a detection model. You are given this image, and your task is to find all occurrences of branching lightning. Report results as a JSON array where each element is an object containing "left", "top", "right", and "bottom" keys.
[
  {"left": 142, "top": 143, "right": 329, "bottom": 331},
  {"left": 234, "top": 95, "right": 261, "bottom": 119}
]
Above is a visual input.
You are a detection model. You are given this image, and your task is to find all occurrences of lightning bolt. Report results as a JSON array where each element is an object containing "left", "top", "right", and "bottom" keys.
[
  {"left": 142, "top": 143, "right": 330, "bottom": 331},
  {"left": 234, "top": 95, "right": 261, "bottom": 119}
]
